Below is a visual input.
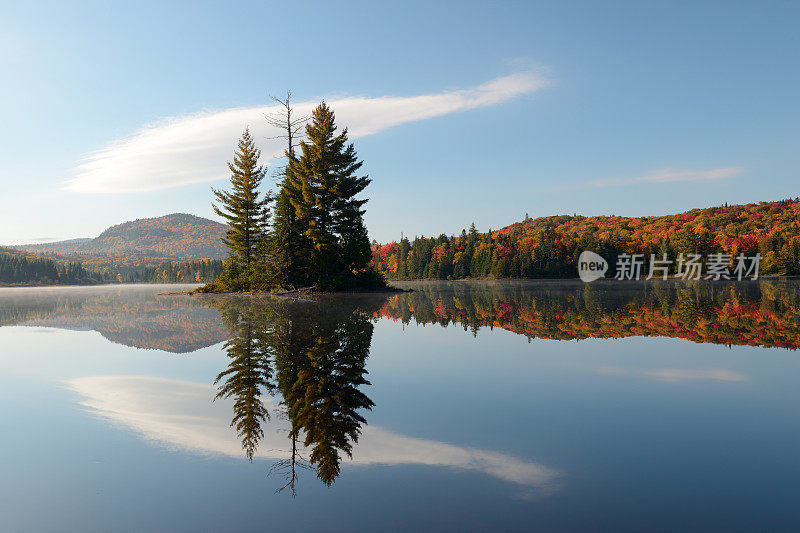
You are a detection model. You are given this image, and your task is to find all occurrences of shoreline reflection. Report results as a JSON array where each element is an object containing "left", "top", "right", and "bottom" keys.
[{"left": 381, "top": 280, "right": 800, "bottom": 349}]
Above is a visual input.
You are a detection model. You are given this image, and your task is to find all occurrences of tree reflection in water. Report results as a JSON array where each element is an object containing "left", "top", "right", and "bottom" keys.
[{"left": 209, "top": 294, "right": 385, "bottom": 494}]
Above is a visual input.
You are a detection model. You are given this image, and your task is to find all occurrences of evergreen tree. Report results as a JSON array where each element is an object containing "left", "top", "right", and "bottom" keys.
[
  {"left": 397, "top": 237, "right": 410, "bottom": 279},
  {"left": 212, "top": 129, "right": 272, "bottom": 288},
  {"left": 269, "top": 189, "right": 303, "bottom": 288},
  {"left": 466, "top": 223, "right": 479, "bottom": 276},
  {"left": 287, "top": 103, "right": 372, "bottom": 287}
]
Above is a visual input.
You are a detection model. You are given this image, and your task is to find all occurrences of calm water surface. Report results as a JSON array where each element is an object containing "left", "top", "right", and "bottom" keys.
[{"left": 0, "top": 281, "right": 799, "bottom": 532}]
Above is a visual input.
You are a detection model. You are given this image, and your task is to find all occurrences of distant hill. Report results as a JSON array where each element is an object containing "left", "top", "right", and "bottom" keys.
[{"left": 17, "top": 213, "right": 228, "bottom": 261}]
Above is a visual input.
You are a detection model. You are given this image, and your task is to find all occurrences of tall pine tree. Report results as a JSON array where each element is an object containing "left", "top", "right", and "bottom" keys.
[
  {"left": 286, "top": 103, "right": 372, "bottom": 287},
  {"left": 212, "top": 128, "right": 272, "bottom": 288}
]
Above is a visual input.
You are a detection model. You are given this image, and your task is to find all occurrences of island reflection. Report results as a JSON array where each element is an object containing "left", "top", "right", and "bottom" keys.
[{"left": 209, "top": 294, "right": 380, "bottom": 491}]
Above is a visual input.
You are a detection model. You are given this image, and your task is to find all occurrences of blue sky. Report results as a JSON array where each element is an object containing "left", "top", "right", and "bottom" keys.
[{"left": 1, "top": 0, "right": 798, "bottom": 244}]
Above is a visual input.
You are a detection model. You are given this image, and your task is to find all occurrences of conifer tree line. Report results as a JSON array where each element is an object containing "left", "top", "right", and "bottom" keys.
[
  {"left": 0, "top": 248, "right": 95, "bottom": 285},
  {"left": 127, "top": 259, "right": 224, "bottom": 283},
  {"left": 205, "top": 96, "right": 384, "bottom": 292}
]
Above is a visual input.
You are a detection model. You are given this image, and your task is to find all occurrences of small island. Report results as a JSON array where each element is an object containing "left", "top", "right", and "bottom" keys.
[{"left": 198, "top": 99, "right": 389, "bottom": 294}]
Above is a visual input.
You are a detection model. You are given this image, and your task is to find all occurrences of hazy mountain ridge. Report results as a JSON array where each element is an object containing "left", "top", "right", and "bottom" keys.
[{"left": 16, "top": 213, "right": 228, "bottom": 260}]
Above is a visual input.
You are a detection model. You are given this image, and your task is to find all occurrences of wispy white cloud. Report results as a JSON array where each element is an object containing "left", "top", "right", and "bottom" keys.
[
  {"left": 64, "top": 71, "right": 548, "bottom": 194},
  {"left": 65, "top": 375, "right": 561, "bottom": 493},
  {"left": 597, "top": 366, "right": 748, "bottom": 383},
  {"left": 592, "top": 167, "right": 743, "bottom": 188}
]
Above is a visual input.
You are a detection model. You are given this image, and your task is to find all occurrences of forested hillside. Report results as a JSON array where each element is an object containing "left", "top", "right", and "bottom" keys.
[
  {"left": 4, "top": 214, "right": 228, "bottom": 284},
  {"left": 372, "top": 199, "right": 800, "bottom": 279},
  {"left": 0, "top": 247, "right": 96, "bottom": 285},
  {"left": 17, "top": 213, "right": 227, "bottom": 260},
  {"left": 10, "top": 213, "right": 229, "bottom": 278}
]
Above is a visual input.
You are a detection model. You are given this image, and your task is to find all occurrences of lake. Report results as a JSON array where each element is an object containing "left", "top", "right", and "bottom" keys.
[{"left": 0, "top": 280, "right": 799, "bottom": 532}]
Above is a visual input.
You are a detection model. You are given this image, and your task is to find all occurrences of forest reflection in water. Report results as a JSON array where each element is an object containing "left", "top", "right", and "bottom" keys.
[
  {"left": 202, "top": 280, "right": 799, "bottom": 492},
  {"left": 1, "top": 280, "right": 796, "bottom": 353},
  {"left": 384, "top": 279, "right": 800, "bottom": 349},
  {"left": 2, "top": 281, "right": 799, "bottom": 531}
]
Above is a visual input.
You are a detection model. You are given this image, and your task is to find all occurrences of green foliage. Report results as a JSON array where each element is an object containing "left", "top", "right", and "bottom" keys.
[
  {"left": 206, "top": 102, "right": 385, "bottom": 293},
  {"left": 212, "top": 128, "right": 272, "bottom": 289},
  {"left": 285, "top": 102, "right": 374, "bottom": 289},
  {"left": 266, "top": 178, "right": 312, "bottom": 290}
]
